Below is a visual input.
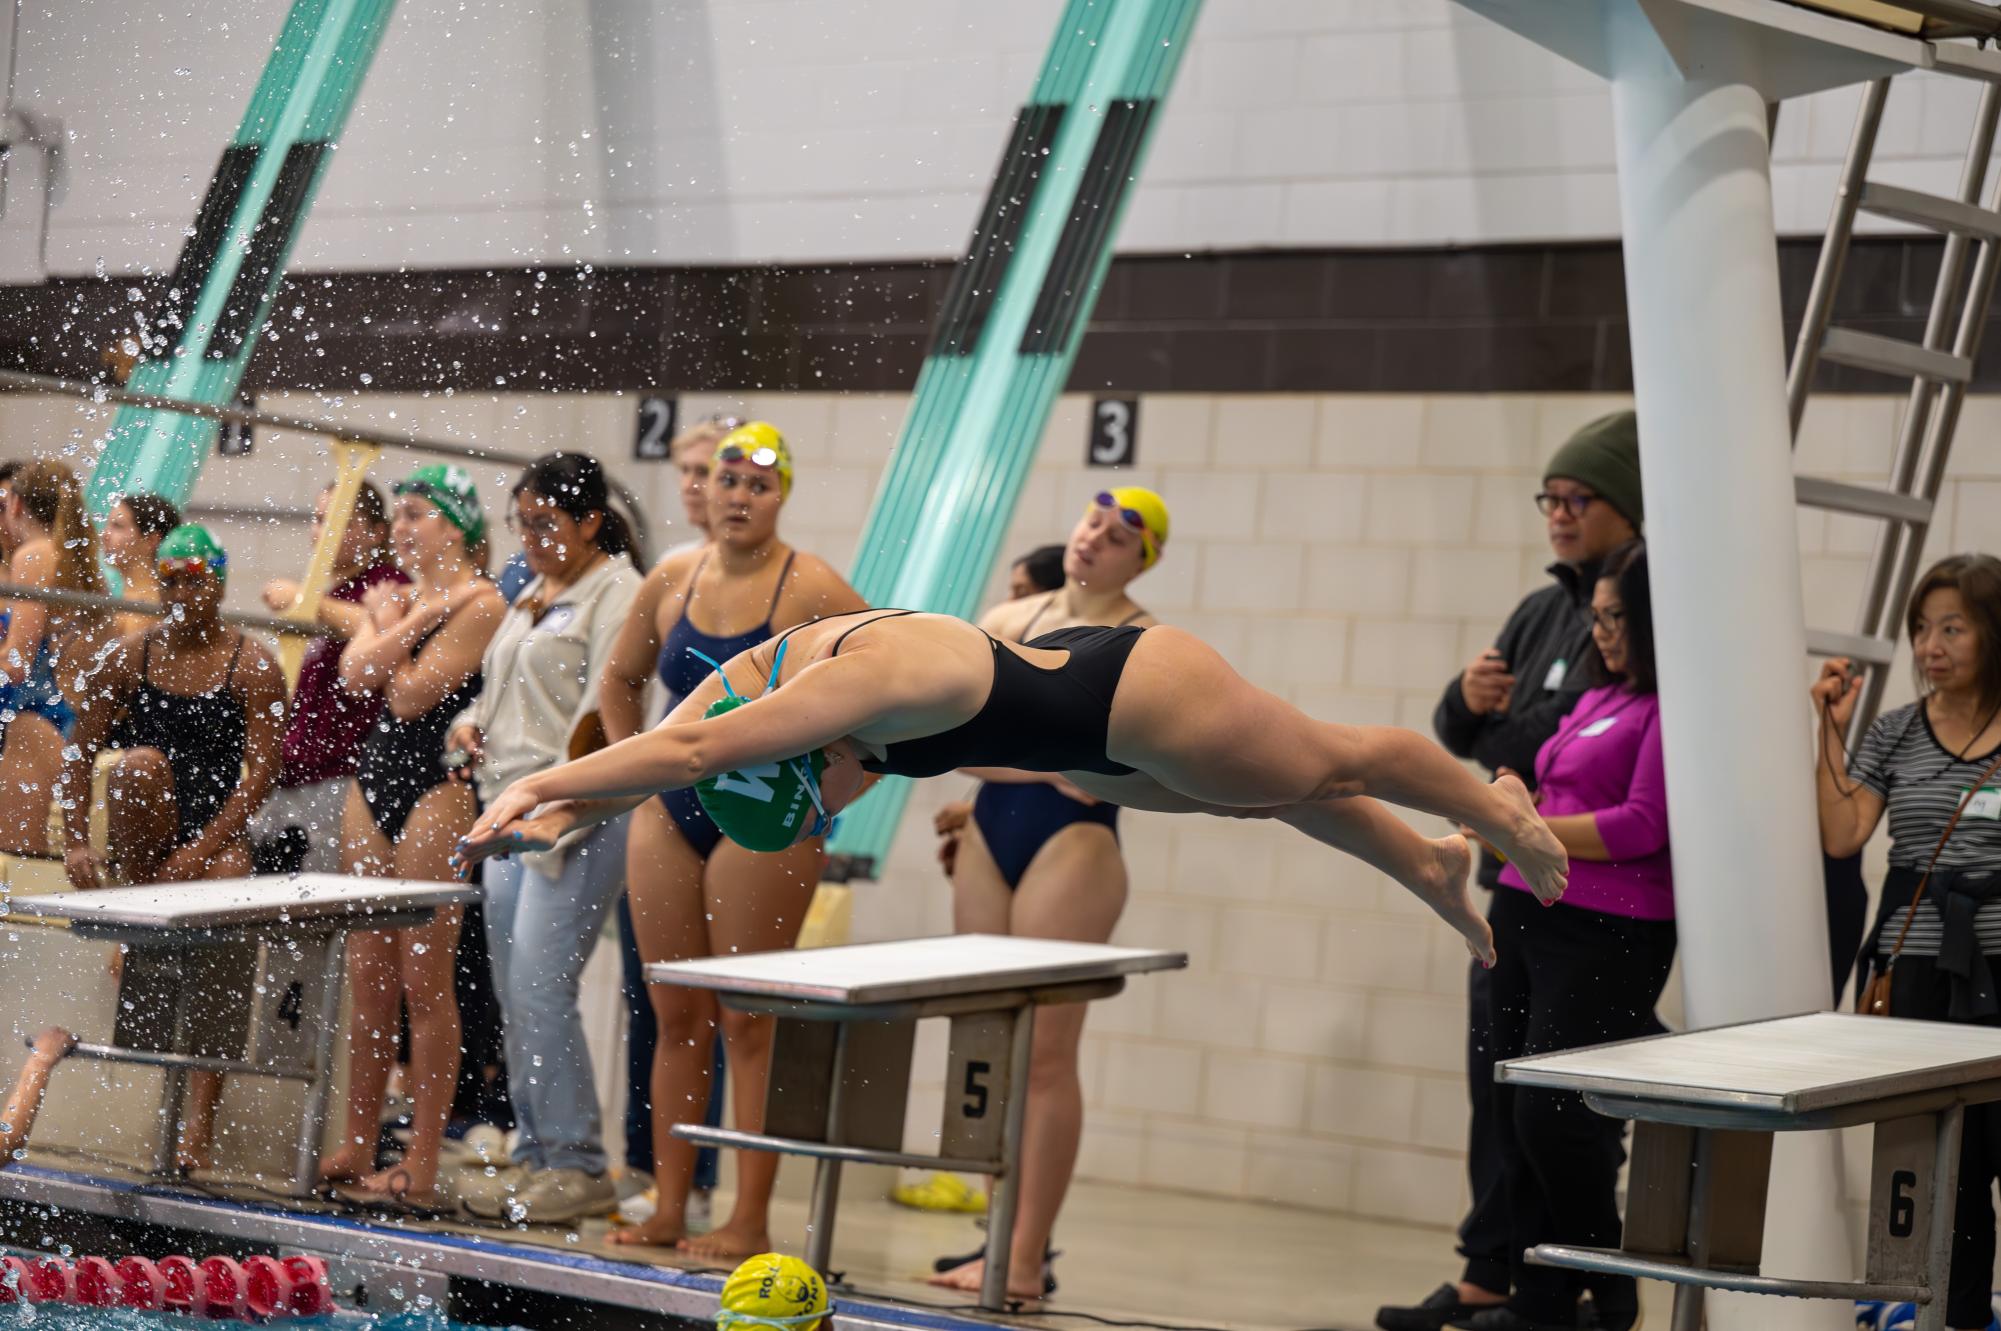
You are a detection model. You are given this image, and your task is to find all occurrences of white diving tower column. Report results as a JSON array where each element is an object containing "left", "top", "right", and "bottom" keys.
[{"left": 1451, "top": 3, "right": 1931, "bottom": 1329}]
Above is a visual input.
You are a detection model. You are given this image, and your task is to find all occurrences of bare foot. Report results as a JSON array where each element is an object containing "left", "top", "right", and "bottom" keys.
[
  {"left": 1405, "top": 834, "right": 1494, "bottom": 967},
  {"left": 359, "top": 1164, "right": 437, "bottom": 1206},
  {"left": 607, "top": 1212, "right": 687, "bottom": 1248},
  {"left": 316, "top": 1145, "right": 370, "bottom": 1187},
  {"left": 1483, "top": 773, "right": 1567, "bottom": 905},
  {"left": 927, "top": 1257, "right": 1046, "bottom": 1301},
  {"left": 175, "top": 1136, "right": 212, "bottom": 1176},
  {"left": 676, "top": 1219, "right": 770, "bottom": 1261}
]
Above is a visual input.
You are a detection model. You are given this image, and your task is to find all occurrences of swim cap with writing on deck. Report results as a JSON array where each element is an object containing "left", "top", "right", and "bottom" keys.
[{"left": 717, "top": 1253, "right": 827, "bottom": 1331}]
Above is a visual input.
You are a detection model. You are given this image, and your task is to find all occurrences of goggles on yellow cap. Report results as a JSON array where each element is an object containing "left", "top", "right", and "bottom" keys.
[
  {"left": 1089, "top": 487, "right": 1170, "bottom": 568},
  {"left": 711, "top": 422, "right": 794, "bottom": 496}
]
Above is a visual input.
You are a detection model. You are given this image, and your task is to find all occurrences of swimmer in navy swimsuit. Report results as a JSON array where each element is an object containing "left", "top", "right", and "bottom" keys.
[{"left": 591, "top": 422, "right": 870, "bottom": 1258}]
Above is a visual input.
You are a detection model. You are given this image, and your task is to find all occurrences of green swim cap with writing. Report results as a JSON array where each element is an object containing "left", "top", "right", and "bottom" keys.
[{"left": 694, "top": 695, "right": 829, "bottom": 853}]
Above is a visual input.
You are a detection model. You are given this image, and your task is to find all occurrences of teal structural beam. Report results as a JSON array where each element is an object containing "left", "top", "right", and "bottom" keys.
[
  {"left": 86, "top": 0, "right": 396, "bottom": 520},
  {"left": 829, "top": 0, "right": 1203, "bottom": 876}
]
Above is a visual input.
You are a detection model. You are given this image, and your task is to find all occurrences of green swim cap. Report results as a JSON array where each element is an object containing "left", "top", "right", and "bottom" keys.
[
  {"left": 156, "top": 524, "right": 228, "bottom": 582},
  {"left": 395, "top": 463, "right": 486, "bottom": 547},
  {"left": 694, "top": 695, "right": 830, "bottom": 853}
]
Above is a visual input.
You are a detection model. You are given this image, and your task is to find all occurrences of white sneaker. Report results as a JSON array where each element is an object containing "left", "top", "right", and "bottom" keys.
[{"left": 465, "top": 1167, "right": 618, "bottom": 1226}]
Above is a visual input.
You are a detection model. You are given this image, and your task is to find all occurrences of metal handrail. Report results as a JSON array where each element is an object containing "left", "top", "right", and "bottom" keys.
[
  {"left": 0, "top": 368, "right": 654, "bottom": 558},
  {"left": 0, "top": 580, "right": 333, "bottom": 638}
]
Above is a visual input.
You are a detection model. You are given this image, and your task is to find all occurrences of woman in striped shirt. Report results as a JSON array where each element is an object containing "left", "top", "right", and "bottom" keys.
[{"left": 1815, "top": 553, "right": 2001, "bottom": 1331}]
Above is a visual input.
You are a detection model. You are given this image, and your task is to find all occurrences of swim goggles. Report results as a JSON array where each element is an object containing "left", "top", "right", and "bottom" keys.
[
  {"left": 717, "top": 442, "right": 782, "bottom": 469},
  {"left": 1093, "top": 491, "right": 1147, "bottom": 533},
  {"left": 715, "top": 1313, "right": 827, "bottom": 1331},
  {"left": 157, "top": 554, "right": 227, "bottom": 579},
  {"left": 687, "top": 637, "right": 832, "bottom": 839}
]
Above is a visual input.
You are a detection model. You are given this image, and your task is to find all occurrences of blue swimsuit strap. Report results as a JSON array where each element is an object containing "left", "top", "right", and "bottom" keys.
[{"left": 686, "top": 638, "right": 829, "bottom": 836}]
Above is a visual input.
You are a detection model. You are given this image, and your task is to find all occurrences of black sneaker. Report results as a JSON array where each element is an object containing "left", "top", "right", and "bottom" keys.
[
  {"left": 1378, "top": 1285, "right": 1500, "bottom": 1331},
  {"left": 1450, "top": 1306, "right": 1574, "bottom": 1331}
]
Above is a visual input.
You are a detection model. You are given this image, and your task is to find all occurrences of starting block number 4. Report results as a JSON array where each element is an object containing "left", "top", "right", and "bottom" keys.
[
  {"left": 942, "top": 1013, "right": 1014, "bottom": 1161},
  {"left": 247, "top": 942, "right": 333, "bottom": 1074}
]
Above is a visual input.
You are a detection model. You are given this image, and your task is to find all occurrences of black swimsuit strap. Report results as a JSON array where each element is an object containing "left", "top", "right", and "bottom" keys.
[
  {"left": 762, "top": 551, "right": 798, "bottom": 626},
  {"left": 223, "top": 633, "right": 244, "bottom": 688},
  {"left": 829, "top": 608, "right": 918, "bottom": 656},
  {"left": 1018, "top": 594, "right": 1055, "bottom": 642}
]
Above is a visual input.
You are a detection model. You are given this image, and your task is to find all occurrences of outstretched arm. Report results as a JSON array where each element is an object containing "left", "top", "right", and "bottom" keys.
[{"left": 458, "top": 649, "right": 899, "bottom": 863}]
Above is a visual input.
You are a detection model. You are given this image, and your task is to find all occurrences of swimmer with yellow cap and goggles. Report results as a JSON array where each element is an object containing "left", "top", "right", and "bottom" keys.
[{"left": 454, "top": 571, "right": 1571, "bottom": 972}]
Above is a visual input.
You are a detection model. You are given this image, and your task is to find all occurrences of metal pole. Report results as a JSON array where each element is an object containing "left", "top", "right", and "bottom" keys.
[
  {"left": 1786, "top": 78, "right": 1889, "bottom": 435},
  {"left": 803, "top": 1023, "right": 850, "bottom": 1276},
  {"left": 0, "top": 581, "right": 333, "bottom": 638},
  {"left": 293, "top": 929, "right": 348, "bottom": 1196},
  {"left": 979, "top": 1002, "right": 1038, "bottom": 1311},
  {"left": 0, "top": 368, "right": 652, "bottom": 554}
]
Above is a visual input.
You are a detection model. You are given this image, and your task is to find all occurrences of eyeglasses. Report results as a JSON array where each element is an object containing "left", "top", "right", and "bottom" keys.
[
  {"left": 1093, "top": 492, "right": 1146, "bottom": 533},
  {"left": 1535, "top": 491, "right": 1600, "bottom": 518},
  {"left": 1591, "top": 607, "right": 1627, "bottom": 633},
  {"left": 717, "top": 443, "right": 780, "bottom": 469},
  {"left": 157, "top": 556, "right": 223, "bottom": 580},
  {"left": 505, "top": 511, "right": 565, "bottom": 539}
]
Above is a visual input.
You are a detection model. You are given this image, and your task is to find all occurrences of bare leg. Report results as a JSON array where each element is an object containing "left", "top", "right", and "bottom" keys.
[
  {"left": 0, "top": 715, "right": 62, "bottom": 857},
  {"left": 676, "top": 835, "right": 825, "bottom": 1261},
  {"left": 358, "top": 783, "right": 473, "bottom": 1202},
  {"left": 0, "top": 1027, "right": 74, "bottom": 1161},
  {"left": 1106, "top": 628, "right": 1566, "bottom": 903},
  {"left": 104, "top": 748, "right": 180, "bottom": 882},
  {"left": 175, "top": 840, "right": 253, "bottom": 1175},
  {"left": 608, "top": 799, "right": 713, "bottom": 1249},
  {"left": 931, "top": 816, "right": 1125, "bottom": 1300},
  {"left": 1275, "top": 799, "right": 1487, "bottom": 964},
  {"left": 324, "top": 785, "right": 396, "bottom": 1184}
]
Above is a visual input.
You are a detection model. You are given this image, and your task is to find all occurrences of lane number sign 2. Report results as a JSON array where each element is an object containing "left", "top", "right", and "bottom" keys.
[
  {"left": 1089, "top": 397, "right": 1138, "bottom": 467},
  {"left": 635, "top": 395, "right": 679, "bottom": 461}
]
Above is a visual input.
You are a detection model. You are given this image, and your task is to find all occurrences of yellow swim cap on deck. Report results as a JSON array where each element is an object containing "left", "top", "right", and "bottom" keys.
[{"left": 717, "top": 1253, "right": 828, "bottom": 1331}]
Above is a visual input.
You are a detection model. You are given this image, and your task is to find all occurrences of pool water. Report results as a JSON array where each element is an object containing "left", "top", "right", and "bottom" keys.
[{"left": 0, "top": 1306, "right": 509, "bottom": 1331}]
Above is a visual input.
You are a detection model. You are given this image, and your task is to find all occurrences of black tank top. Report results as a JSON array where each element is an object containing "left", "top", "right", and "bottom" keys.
[
  {"left": 115, "top": 633, "right": 249, "bottom": 843},
  {"left": 812, "top": 611, "right": 1143, "bottom": 779}
]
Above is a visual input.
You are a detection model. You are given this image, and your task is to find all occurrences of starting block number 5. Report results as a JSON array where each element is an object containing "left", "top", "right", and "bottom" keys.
[{"left": 942, "top": 1013, "right": 1013, "bottom": 1161}]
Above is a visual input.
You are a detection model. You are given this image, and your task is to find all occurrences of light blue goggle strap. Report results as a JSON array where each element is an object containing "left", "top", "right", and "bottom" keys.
[
  {"left": 689, "top": 639, "right": 830, "bottom": 838},
  {"left": 715, "top": 1311, "right": 829, "bottom": 1331}
]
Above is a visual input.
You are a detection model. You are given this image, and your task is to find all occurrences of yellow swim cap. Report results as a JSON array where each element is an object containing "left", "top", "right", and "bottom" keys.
[
  {"left": 717, "top": 1254, "right": 827, "bottom": 1331},
  {"left": 1087, "top": 486, "right": 1170, "bottom": 568},
  {"left": 713, "top": 421, "right": 794, "bottom": 497}
]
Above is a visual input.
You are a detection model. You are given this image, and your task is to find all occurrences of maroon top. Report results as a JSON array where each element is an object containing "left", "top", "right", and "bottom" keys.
[{"left": 280, "top": 563, "right": 408, "bottom": 788}]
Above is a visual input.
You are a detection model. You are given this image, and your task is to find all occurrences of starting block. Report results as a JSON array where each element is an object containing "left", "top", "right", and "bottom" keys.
[
  {"left": 1497, "top": 1011, "right": 2001, "bottom": 1331},
  {"left": 7, "top": 874, "right": 476, "bottom": 1192},
  {"left": 649, "top": 933, "right": 1184, "bottom": 1311}
]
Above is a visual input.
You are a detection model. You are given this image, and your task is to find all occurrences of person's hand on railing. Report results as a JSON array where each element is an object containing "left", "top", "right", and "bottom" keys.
[
  {"left": 260, "top": 578, "right": 300, "bottom": 614},
  {"left": 446, "top": 723, "right": 484, "bottom": 783}
]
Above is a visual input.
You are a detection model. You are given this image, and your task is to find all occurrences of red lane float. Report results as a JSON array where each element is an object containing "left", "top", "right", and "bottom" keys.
[{"left": 0, "top": 1251, "right": 334, "bottom": 1318}]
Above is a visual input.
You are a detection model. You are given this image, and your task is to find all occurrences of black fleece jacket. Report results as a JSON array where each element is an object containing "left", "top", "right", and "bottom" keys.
[{"left": 1433, "top": 559, "right": 1599, "bottom": 887}]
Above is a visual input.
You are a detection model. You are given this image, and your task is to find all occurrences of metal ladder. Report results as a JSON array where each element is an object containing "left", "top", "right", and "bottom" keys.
[{"left": 1787, "top": 69, "right": 2001, "bottom": 741}]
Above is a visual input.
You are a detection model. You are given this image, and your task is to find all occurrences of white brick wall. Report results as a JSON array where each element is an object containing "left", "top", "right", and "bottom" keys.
[
  {"left": 12, "top": 1, "right": 1985, "bottom": 275},
  {"left": 7, "top": 386, "right": 1984, "bottom": 1236}
]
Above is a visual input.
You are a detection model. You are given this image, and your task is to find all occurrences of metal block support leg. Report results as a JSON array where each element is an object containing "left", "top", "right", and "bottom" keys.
[
  {"left": 155, "top": 951, "right": 196, "bottom": 1177},
  {"left": 980, "top": 1004, "right": 1038, "bottom": 1310},
  {"left": 803, "top": 1023, "right": 854, "bottom": 1275},
  {"left": 291, "top": 930, "right": 347, "bottom": 1196},
  {"left": 1917, "top": 1106, "right": 1964, "bottom": 1331}
]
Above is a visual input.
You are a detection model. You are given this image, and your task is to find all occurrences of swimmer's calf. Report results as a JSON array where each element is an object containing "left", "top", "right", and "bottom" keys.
[{"left": 0, "top": 1027, "right": 75, "bottom": 1162}]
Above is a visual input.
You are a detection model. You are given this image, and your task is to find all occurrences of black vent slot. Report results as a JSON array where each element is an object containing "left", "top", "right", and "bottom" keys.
[
  {"left": 931, "top": 102, "right": 1065, "bottom": 358},
  {"left": 1021, "top": 99, "right": 1154, "bottom": 356},
  {"left": 210, "top": 140, "right": 329, "bottom": 356},
  {"left": 159, "top": 143, "right": 260, "bottom": 357}
]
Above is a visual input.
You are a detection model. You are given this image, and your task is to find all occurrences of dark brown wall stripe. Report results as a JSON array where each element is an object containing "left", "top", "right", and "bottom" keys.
[{"left": 0, "top": 237, "right": 1966, "bottom": 396}]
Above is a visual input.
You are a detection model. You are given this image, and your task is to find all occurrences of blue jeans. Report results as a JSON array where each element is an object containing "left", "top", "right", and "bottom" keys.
[{"left": 484, "top": 819, "right": 629, "bottom": 1175}]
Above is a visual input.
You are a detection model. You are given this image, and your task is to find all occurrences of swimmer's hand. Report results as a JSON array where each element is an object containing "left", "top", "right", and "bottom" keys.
[
  {"left": 935, "top": 800, "right": 971, "bottom": 875},
  {"left": 26, "top": 1028, "right": 74, "bottom": 1067},
  {"left": 452, "top": 786, "right": 572, "bottom": 877},
  {"left": 157, "top": 844, "right": 209, "bottom": 883},
  {"left": 62, "top": 846, "right": 104, "bottom": 892}
]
